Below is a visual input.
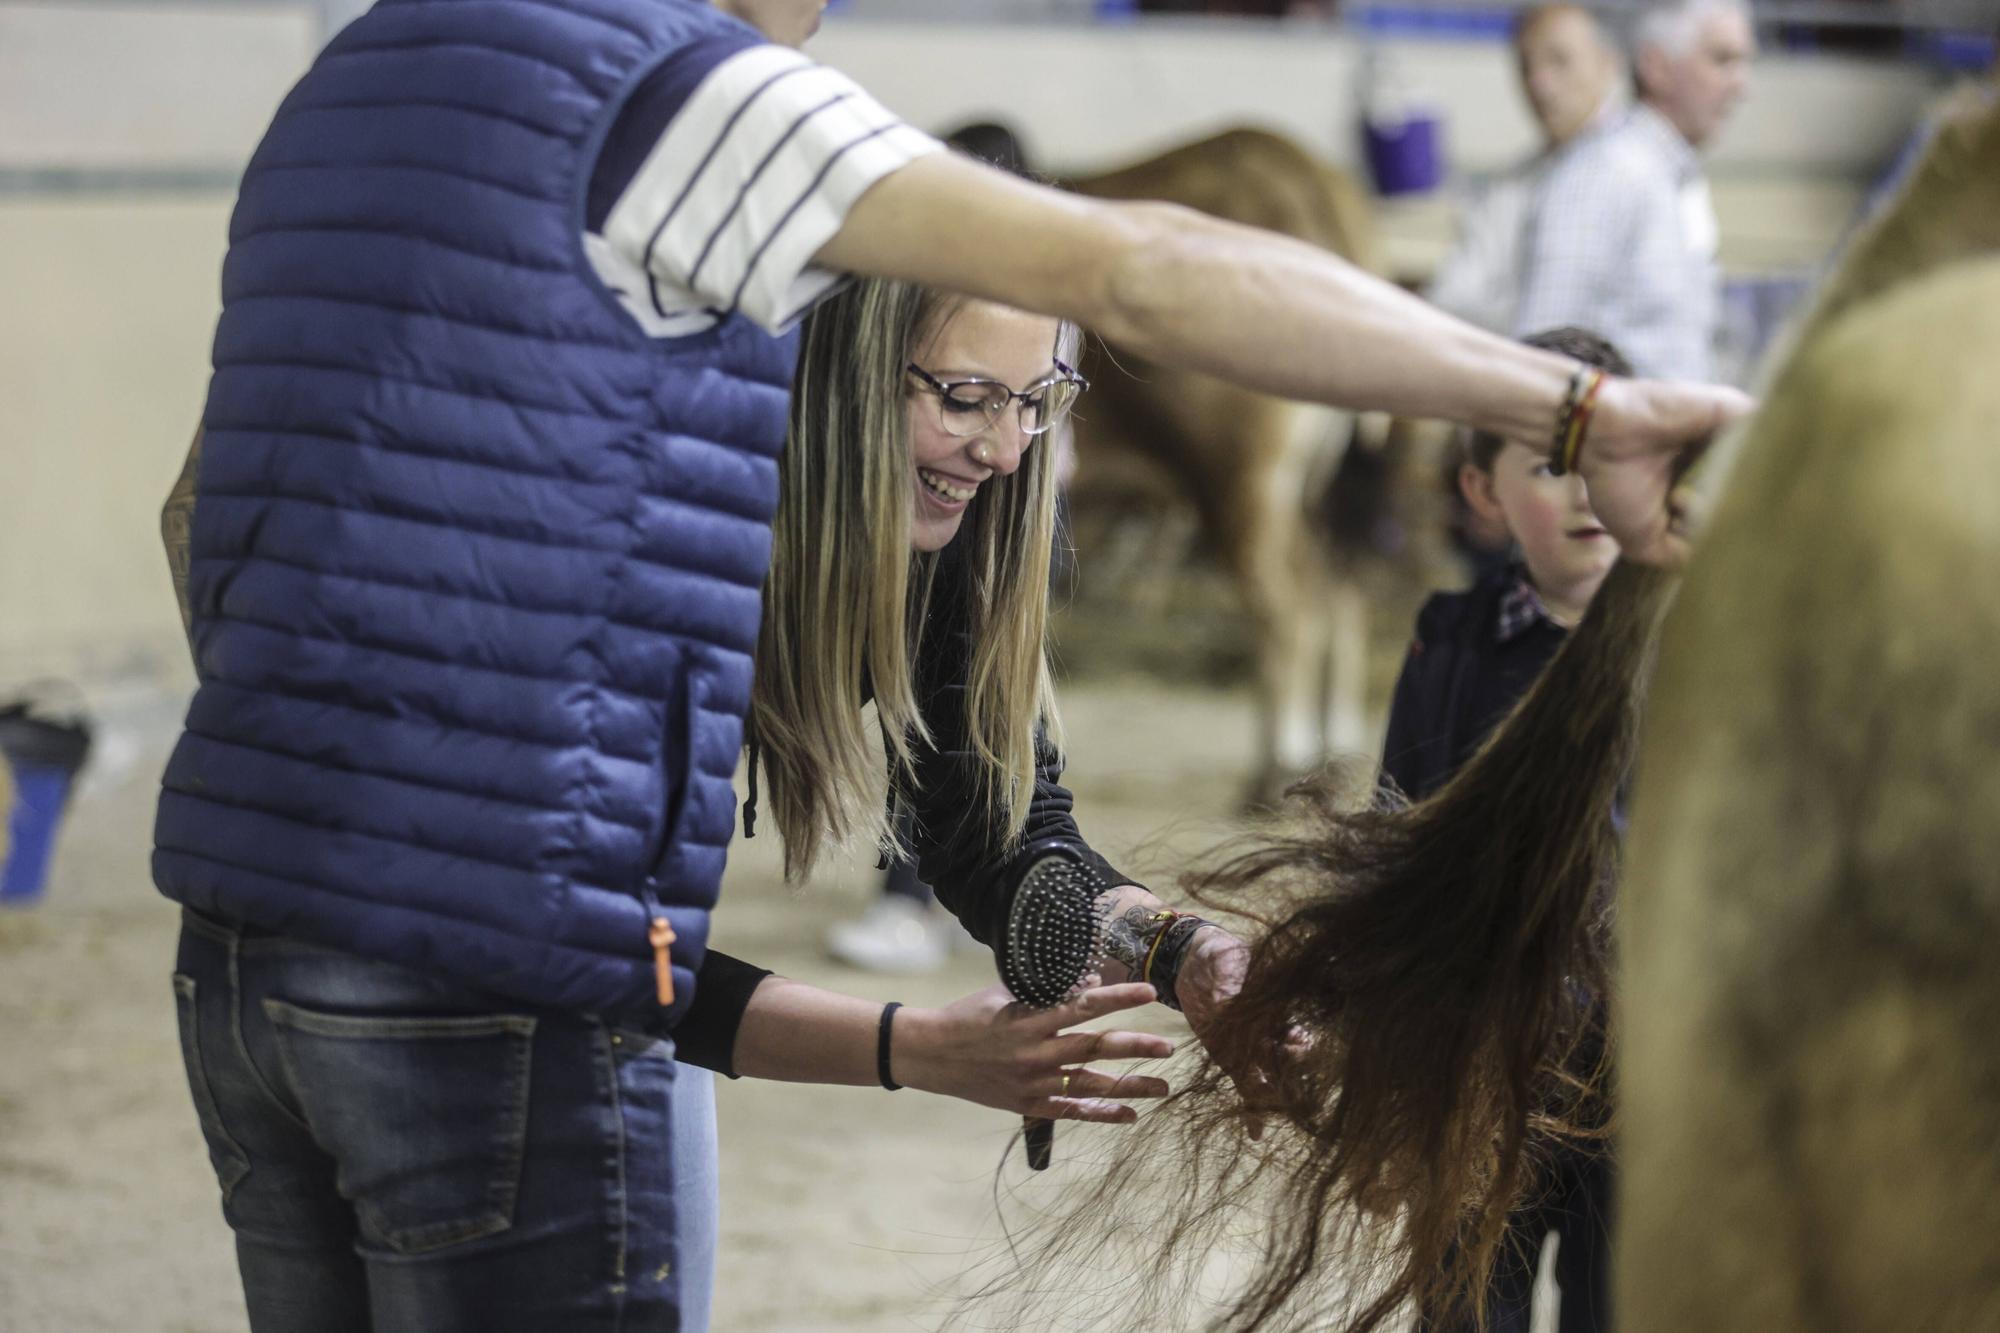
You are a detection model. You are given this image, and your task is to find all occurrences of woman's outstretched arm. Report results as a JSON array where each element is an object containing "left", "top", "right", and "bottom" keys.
[{"left": 729, "top": 975, "right": 1173, "bottom": 1124}]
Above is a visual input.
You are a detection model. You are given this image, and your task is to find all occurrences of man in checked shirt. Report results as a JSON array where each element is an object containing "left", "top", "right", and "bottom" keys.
[{"left": 1514, "top": 0, "right": 1757, "bottom": 382}]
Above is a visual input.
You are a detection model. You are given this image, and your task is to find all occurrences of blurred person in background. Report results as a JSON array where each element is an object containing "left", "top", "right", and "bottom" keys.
[
  {"left": 1513, "top": 0, "right": 1757, "bottom": 380},
  {"left": 1428, "top": 4, "right": 1625, "bottom": 334},
  {"left": 154, "top": 0, "right": 1747, "bottom": 1326}
]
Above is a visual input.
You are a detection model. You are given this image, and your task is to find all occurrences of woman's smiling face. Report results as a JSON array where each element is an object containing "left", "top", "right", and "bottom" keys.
[{"left": 903, "top": 301, "right": 1061, "bottom": 554}]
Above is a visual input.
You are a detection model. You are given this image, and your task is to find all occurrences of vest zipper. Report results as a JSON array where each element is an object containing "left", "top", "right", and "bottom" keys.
[
  {"left": 641, "top": 659, "right": 702, "bottom": 1011},
  {"left": 640, "top": 878, "right": 676, "bottom": 1008}
]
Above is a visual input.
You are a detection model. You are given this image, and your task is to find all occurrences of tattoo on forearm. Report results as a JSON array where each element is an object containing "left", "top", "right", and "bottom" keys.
[{"left": 1100, "top": 905, "right": 1158, "bottom": 974}]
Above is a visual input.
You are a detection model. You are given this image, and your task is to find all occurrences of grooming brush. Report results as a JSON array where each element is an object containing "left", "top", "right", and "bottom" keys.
[{"left": 997, "top": 845, "right": 1120, "bottom": 1169}]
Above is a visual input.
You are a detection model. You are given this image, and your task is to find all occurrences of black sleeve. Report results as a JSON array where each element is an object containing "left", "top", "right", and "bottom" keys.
[
  {"left": 671, "top": 949, "right": 772, "bottom": 1078},
  {"left": 1379, "top": 595, "right": 1466, "bottom": 804},
  {"left": 900, "top": 583, "right": 1129, "bottom": 954},
  {"left": 1379, "top": 636, "right": 1431, "bottom": 803},
  {"left": 909, "top": 723, "right": 1129, "bottom": 953}
]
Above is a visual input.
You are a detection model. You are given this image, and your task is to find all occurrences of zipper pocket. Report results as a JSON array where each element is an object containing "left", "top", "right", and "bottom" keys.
[
  {"left": 639, "top": 879, "right": 676, "bottom": 1007},
  {"left": 639, "top": 657, "right": 706, "bottom": 1009}
]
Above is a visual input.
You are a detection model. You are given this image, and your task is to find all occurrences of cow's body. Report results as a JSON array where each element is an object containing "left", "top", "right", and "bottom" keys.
[
  {"left": 1618, "top": 96, "right": 2000, "bottom": 1330},
  {"left": 1062, "top": 129, "right": 1389, "bottom": 796}
]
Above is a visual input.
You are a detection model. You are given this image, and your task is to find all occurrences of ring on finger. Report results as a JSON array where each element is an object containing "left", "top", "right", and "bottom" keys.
[{"left": 1060, "top": 1070, "right": 1073, "bottom": 1097}]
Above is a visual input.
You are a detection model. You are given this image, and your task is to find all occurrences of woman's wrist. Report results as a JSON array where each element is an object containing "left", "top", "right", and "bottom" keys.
[
  {"left": 1095, "top": 891, "right": 1221, "bottom": 1010},
  {"left": 1094, "top": 884, "right": 1173, "bottom": 985},
  {"left": 1144, "top": 915, "right": 1219, "bottom": 1011},
  {"left": 1442, "top": 330, "right": 1579, "bottom": 448},
  {"left": 876, "top": 1001, "right": 904, "bottom": 1090},
  {"left": 1548, "top": 365, "right": 1608, "bottom": 476},
  {"left": 731, "top": 977, "right": 901, "bottom": 1086},
  {"left": 886, "top": 1003, "right": 944, "bottom": 1095}
]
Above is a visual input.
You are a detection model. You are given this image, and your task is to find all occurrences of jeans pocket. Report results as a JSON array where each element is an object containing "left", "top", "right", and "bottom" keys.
[
  {"left": 263, "top": 999, "right": 537, "bottom": 1256},
  {"left": 173, "top": 973, "right": 252, "bottom": 1202}
]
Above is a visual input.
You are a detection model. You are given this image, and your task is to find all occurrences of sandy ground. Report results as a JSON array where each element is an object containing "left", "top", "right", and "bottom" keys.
[{"left": 0, "top": 672, "right": 1314, "bottom": 1332}]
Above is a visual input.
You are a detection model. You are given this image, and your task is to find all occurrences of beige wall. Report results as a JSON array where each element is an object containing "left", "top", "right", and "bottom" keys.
[
  {"left": 0, "top": 2, "right": 316, "bottom": 170},
  {"left": 0, "top": 195, "right": 227, "bottom": 690},
  {"left": 812, "top": 20, "right": 1937, "bottom": 179},
  {"left": 2, "top": 4, "right": 1940, "bottom": 180}
]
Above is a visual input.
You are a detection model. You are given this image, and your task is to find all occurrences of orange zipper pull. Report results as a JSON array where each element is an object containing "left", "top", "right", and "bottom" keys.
[{"left": 648, "top": 916, "right": 677, "bottom": 1006}]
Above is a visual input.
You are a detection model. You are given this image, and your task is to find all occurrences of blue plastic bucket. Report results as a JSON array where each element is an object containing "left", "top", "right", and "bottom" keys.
[
  {"left": 1363, "top": 113, "right": 1443, "bottom": 196},
  {"left": 1, "top": 705, "right": 93, "bottom": 906}
]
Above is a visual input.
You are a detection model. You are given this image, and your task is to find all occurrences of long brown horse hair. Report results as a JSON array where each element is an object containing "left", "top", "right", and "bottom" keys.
[{"left": 963, "top": 557, "right": 1677, "bottom": 1332}]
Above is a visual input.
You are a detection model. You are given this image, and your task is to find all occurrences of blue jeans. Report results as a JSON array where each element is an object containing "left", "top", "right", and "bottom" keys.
[
  {"left": 670, "top": 1064, "right": 717, "bottom": 1332},
  {"left": 172, "top": 908, "right": 692, "bottom": 1332}
]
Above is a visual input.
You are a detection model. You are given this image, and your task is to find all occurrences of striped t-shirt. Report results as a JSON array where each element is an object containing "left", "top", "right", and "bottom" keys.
[{"left": 584, "top": 34, "right": 942, "bottom": 339}]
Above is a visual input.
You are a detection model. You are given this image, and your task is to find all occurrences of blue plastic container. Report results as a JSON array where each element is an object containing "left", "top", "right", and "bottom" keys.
[
  {"left": 1357, "top": 44, "right": 1445, "bottom": 198},
  {"left": 1363, "top": 114, "right": 1443, "bottom": 196},
  {"left": 1, "top": 705, "right": 93, "bottom": 906}
]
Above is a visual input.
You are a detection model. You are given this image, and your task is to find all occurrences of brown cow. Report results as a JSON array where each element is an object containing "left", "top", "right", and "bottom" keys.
[
  {"left": 1617, "top": 92, "right": 2000, "bottom": 1331},
  {"left": 1059, "top": 128, "right": 1396, "bottom": 800}
]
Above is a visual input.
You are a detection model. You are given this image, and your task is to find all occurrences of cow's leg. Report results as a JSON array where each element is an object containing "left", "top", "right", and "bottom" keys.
[
  {"left": 1210, "top": 460, "right": 1308, "bottom": 805},
  {"left": 1245, "top": 590, "right": 1317, "bottom": 806},
  {"left": 1231, "top": 402, "right": 1350, "bottom": 804},
  {"left": 1126, "top": 507, "right": 1199, "bottom": 615}
]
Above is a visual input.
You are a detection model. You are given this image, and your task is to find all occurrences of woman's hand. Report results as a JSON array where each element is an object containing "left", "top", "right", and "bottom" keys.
[
  {"left": 892, "top": 981, "right": 1174, "bottom": 1123},
  {"left": 1178, "top": 927, "right": 1317, "bottom": 1139},
  {"left": 1582, "top": 377, "right": 1754, "bottom": 567}
]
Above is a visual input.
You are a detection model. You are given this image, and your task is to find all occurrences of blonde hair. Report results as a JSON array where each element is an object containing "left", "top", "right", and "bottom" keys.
[{"left": 750, "top": 278, "right": 1075, "bottom": 882}]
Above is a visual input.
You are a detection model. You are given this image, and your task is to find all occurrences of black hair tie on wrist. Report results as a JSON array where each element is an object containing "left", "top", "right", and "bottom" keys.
[
  {"left": 1150, "top": 915, "right": 1214, "bottom": 1012},
  {"left": 877, "top": 1001, "right": 904, "bottom": 1091}
]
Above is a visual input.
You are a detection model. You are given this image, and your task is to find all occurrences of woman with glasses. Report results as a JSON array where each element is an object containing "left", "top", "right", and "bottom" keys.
[
  {"left": 751, "top": 277, "right": 1209, "bottom": 961},
  {"left": 654, "top": 278, "right": 1253, "bottom": 1321}
]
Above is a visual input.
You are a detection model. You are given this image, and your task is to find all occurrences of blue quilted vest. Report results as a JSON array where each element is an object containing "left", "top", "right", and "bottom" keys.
[{"left": 154, "top": 0, "right": 795, "bottom": 1027}]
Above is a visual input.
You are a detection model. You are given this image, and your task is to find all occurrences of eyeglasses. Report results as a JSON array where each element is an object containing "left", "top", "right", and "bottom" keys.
[{"left": 904, "top": 360, "right": 1089, "bottom": 438}]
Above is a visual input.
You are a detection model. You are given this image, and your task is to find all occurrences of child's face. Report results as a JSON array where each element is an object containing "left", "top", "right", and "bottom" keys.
[{"left": 1461, "top": 439, "right": 1619, "bottom": 616}]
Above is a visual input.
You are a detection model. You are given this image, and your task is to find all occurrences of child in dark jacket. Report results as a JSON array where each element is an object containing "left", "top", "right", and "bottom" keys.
[{"left": 1385, "top": 327, "right": 1632, "bottom": 1333}]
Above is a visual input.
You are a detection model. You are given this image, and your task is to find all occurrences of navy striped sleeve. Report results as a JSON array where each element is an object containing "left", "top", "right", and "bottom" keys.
[
  {"left": 586, "top": 32, "right": 766, "bottom": 234},
  {"left": 592, "top": 44, "right": 941, "bottom": 337}
]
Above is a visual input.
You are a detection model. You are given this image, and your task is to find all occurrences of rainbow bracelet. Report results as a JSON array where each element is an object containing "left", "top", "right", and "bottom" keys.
[{"left": 1550, "top": 365, "right": 1606, "bottom": 477}]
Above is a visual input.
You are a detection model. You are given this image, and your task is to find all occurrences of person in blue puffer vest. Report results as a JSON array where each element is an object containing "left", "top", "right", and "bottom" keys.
[{"left": 154, "top": 0, "right": 1751, "bottom": 1327}]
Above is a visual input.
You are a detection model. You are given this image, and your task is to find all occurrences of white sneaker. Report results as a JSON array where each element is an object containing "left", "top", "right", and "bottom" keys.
[{"left": 825, "top": 896, "right": 955, "bottom": 974}]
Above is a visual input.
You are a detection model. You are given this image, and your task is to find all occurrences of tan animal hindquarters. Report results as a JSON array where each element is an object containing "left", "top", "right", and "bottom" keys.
[
  {"left": 1617, "top": 106, "right": 2000, "bottom": 1331},
  {"left": 1064, "top": 129, "right": 1383, "bottom": 798}
]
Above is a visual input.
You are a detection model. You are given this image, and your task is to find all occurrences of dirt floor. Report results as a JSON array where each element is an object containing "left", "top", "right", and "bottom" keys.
[{"left": 0, "top": 668, "right": 1319, "bottom": 1332}]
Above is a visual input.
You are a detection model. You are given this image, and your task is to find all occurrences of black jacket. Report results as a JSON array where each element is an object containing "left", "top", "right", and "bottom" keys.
[
  {"left": 677, "top": 549, "right": 1121, "bottom": 1073},
  {"left": 1380, "top": 565, "right": 1569, "bottom": 803}
]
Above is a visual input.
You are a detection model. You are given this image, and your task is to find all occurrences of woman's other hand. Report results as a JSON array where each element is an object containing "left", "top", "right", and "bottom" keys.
[{"left": 893, "top": 981, "right": 1173, "bottom": 1123}]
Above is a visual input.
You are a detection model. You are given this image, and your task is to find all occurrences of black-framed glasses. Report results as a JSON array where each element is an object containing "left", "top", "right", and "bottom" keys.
[{"left": 904, "top": 360, "right": 1089, "bottom": 438}]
